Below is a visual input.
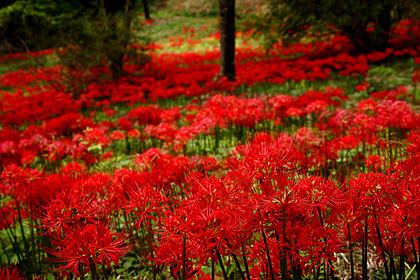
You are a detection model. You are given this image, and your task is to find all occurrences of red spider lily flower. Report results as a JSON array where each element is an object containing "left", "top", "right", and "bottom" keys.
[
  {"left": 128, "top": 105, "right": 162, "bottom": 125},
  {"left": 127, "top": 129, "right": 140, "bottom": 138},
  {"left": 117, "top": 117, "right": 133, "bottom": 131},
  {"left": 0, "top": 265, "right": 24, "bottom": 280},
  {"left": 45, "top": 220, "right": 132, "bottom": 276},
  {"left": 398, "top": 131, "right": 420, "bottom": 175},
  {"left": 0, "top": 203, "right": 18, "bottom": 230},
  {"left": 111, "top": 131, "right": 125, "bottom": 141},
  {"left": 160, "top": 107, "right": 181, "bottom": 123},
  {"left": 61, "top": 162, "right": 87, "bottom": 175},
  {"left": 365, "top": 155, "right": 383, "bottom": 171},
  {"left": 125, "top": 184, "right": 169, "bottom": 230},
  {"left": 170, "top": 260, "right": 198, "bottom": 280},
  {"left": 356, "top": 81, "right": 370, "bottom": 92},
  {"left": 305, "top": 100, "right": 328, "bottom": 115}
]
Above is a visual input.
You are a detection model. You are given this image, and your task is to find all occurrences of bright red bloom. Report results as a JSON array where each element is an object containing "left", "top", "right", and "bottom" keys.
[
  {"left": 0, "top": 265, "right": 24, "bottom": 280},
  {"left": 46, "top": 220, "right": 132, "bottom": 276}
]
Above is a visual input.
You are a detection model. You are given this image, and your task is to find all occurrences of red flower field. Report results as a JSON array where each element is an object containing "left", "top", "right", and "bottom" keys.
[{"left": 1, "top": 11, "right": 420, "bottom": 280}]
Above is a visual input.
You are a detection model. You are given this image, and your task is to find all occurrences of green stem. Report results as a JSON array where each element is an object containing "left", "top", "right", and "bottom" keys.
[
  {"left": 211, "top": 258, "right": 215, "bottom": 280},
  {"left": 183, "top": 236, "right": 186, "bottom": 280},
  {"left": 363, "top": 215, "right": 368, "bottom": 280},
  {"left": 0, "top": 207, "right": 23, "bottom": 263},
  {"left": 281, "top": 207, "right": 288, "bottom": 280},
  {"left": 29, "top": 203, "right": 38, "bottom": 272},
  {"left": 216, "top": 249, "right": 229, "bottom": 280},
  {"left": 390, "top": 256, "right": 398, "bottom": 280},
  {"left": 262, "top": 231, "right": 276, "bottom": 280},
  {"left": 16, "top": 202, "right": 30, "bottom": 259},
  {"left": 373, "top": 214, "right": 390, "bottom": 280},
  {"left": 348, "top": 224, "right": 355, "bottom": 280},
  {"left": 78, "top": 262, "right": 85, "bottom": 280},
  {"left": 226, "top": 241, "right": 246, "bottom": 280},
  {"left": 89, "top": 257, "right": 99, "bottom": 280},
  {"left": 417, "top": 237, "right": 420, "bottom": 280},
  {"left": 317, "top": 207, "right": 335, "bottom": 279},
  {"left": 241, "top": 241, "right": 251, "bottom": 280},
  {"left": 103, "top": 265, "right": 109, "bottom": 280},
  {"left": 399, "top": 239, "right": 405, "bottom": 280},
  {"left": 411, "top": 237, "right": 419, "bottom": 280},
  {"left": 0, "top": 236, "right": 10, "bottom": 263}
]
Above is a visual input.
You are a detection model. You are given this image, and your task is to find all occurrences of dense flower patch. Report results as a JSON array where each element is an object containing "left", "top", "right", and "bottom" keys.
[{"left": 1, "top": 18, "right": 420, "bottom": 279}]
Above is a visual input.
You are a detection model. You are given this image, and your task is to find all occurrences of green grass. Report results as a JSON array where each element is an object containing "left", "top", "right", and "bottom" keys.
[
  {"left": 143, "top": 7, "right": 262, "bottom": 53},
  {"left": 0, "top": 52, "right": 60, "bottom": 80},
  {"left": 145, "top": 11, "right": 218, "bottom": 42},
  {"left": 367, "top": 57, "right": 417, "bottom": 92}
]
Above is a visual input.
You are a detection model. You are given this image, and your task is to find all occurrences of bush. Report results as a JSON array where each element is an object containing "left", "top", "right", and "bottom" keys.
[
  {"left": 0, "top": 0, "right": 84, "bottom": 55},
  {"left": 57, "top": 0, "right": 149, "bottom": 85},
  {"left": 264, "top": 0, "right": 420, "bottom": 54}
]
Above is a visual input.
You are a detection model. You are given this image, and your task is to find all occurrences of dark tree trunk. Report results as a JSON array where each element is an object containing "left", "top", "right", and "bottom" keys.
[
  {"left": 142, "top": 0, "right": 151, "bottom": 20},
  {"left": 108, "top": 52, "right": 124, "bottom": 79},
  {"left": 218, "top": 0, "right": 236, "bottom": 81},
  {"left": 374, "top": 4, "right": 393, "bottom": 51},
  {"left": 107, "top": 0, "right": 132, "bottom": 79}
]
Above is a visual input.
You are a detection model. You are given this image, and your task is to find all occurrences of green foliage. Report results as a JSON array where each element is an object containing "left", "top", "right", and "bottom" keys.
[
  {"left": 0, "top": 0, "right": 84, "bottom": 55},
  {"left": 52, "top": 0, "right": 149, "bottom": 93},
  {"left": 0, "top": 0, "right": 149, "bottom": 82},
  {"left": 262, "top": 0, "right": 420, "bottom": 54}
]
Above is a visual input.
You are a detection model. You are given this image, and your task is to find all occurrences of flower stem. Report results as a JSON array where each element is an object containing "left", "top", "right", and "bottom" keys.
[
  {"left": 226, "top": 241, "right": 246, "bottom": 280},
  {"left": 362, "top": 215, "right": 368, "bottom": 280},
  {"left": 211, "top": 258, "right": 215, "bottom": 280},
  {"left": 348, "top": 224, "right": 355, "bottom": 280},
  {"left": 78, "top": 262, "right": 85, "bottom": 280},
  {"left": 89, "top": 257, "right": 99, "bottom": 280},
  {"left": 241, "top": 241, "right": 251, "bottom": 280},
  {"left": 373, "top": 214, "right": 390, "bottom": 280},
  {"left": 262, "top": 230, "right": 276, "bottom": 280},
  {"left": 399, "top": 239, "right": 405, "bottom": 280},
  {"left": 216, "top": 248, "right": 229, "bottom": 280},
  {"left": 182, "top": 236, "right": 186, "bottom": 280}
]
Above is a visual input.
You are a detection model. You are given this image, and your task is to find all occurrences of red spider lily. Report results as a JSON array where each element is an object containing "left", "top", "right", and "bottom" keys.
[
  {"left": 398, "top": 131, "right": 420, "bottom": 176},
  {"left": 356, "top": 81, "right": 370, "bottom": 92},
  {"left": 0, "top": 265, "right": 24, "bottom": 280},
  {"left": 30, "top": 173, "right": 119, "bottom": 238},
  {"left": 170, "top": 260, "right": 198, "bottom": 280},
  {"left": 156, "top": 174, "right": 255, "bottom": 274},
  {"left": 1, "top": 164, "right": 44, "bottom": 201},
  {"left": 305, "top": 100, "right": 329, "bottom": 115},
  {"left": 128, "top": 105, "right": 162, "bottom": 125},
  {"left": 348, "top": 172, "right": 401, "bottom": 213},
  {"left": 44, "top": 220, "right": 132, "bottom": 277},
  {"left": 111, "top": 130, "right": 125, "bottom": 141},
  {"left": 0, "top": 202, "right": 18, "bottom": 230},
  {"left": 125, "top": 183, "right": 169, "bottom": 230},
  {"left": 117, "top": 117, "right": 133, "bottom": 131}
]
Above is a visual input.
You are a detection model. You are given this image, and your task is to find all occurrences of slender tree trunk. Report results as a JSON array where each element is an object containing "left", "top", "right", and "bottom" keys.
[
  {"left": 218, "top": 0, "right": 236, "bottom": 81},
  {"left": 374, "top": 4, "right": 393, "bottom": 51},
  {"left": 107, "top": 0, "right": 132, "bottom": 79},
  {"left": 142, "top": 0, "right": 151, "bottom": 20},
  {"left": 108, "top": 52, "right": 124, "bottom": 79}
]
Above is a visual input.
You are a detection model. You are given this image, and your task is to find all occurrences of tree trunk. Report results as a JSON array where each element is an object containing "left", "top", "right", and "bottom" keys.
[
  {"left": 108, "top": 52, "right": 124, "bottom": 79},
  {"left": 374, "top": 4, "right": 393, "bottom": 51},
  {"left": 142, "top": 0, "right": 151, "bottom": 20},
  {"left": 218, "top": 0, "right": 236, "bottom": 81},
  {"left": 107, "top": 0, "right": 132, "bottom": 79}
]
